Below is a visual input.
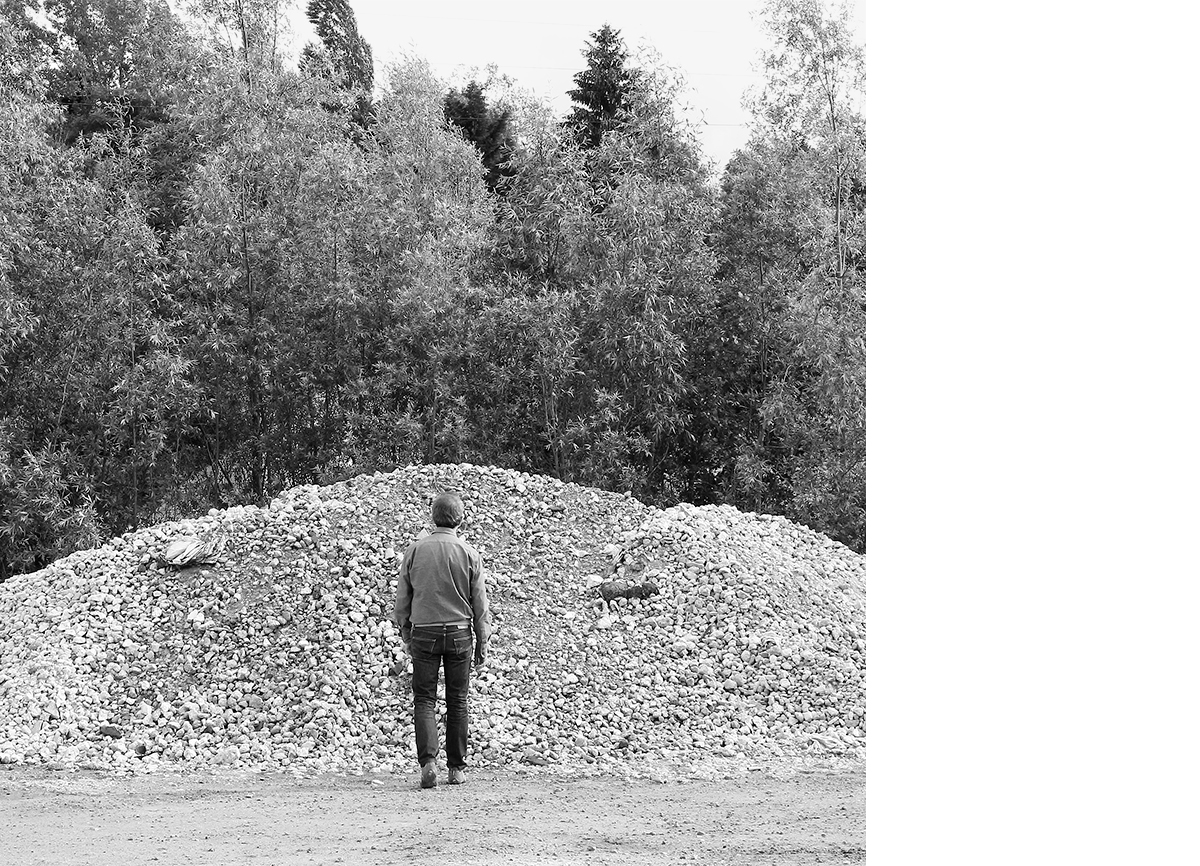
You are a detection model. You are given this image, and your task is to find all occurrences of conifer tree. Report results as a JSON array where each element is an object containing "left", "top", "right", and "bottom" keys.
[
  {"left": 443, "top": 81, "right": 515, "bottom": 193},
  {"left": 301, "top": 0, "right": 373, "bottom": 93},
  {"left": 301, "top": 0, "right": 375, "bottom": 130},
  {"left": 564, "top": 24, "right": 640, "bottom": 148}
]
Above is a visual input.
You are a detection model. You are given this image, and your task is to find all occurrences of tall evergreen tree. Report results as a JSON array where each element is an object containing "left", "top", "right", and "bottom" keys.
[
  {"left": 301, "top": 0, "right": 373, "bottom": 92},
  {"left": 301, "top": 0, "right": 375, "bottom": 131},
  {"left": 564, "top": 24, "right": 640, "bottom": 148},
  {"left": 443, "top": 81, "right": 515, "bottom": 193}
]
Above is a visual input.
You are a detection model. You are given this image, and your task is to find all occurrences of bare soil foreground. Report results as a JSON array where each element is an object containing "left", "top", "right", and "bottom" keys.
[{"left": 0, "top": 761, "right": 864, "bottom": 865}]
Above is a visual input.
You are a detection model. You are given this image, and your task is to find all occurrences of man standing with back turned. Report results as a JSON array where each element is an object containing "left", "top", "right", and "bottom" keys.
[{"left": 392, "top": 491, "right": 490, "bottom": 788}]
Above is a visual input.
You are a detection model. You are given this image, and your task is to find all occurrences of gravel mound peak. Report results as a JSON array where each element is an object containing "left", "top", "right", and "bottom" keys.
[{"left": 0, "top": 463, "right": 865, "bottom": 773}]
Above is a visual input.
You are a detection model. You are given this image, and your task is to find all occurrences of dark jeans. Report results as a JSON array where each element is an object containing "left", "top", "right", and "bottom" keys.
[{"left": 409, "top": 625, "right": 473, "bottom": 770}]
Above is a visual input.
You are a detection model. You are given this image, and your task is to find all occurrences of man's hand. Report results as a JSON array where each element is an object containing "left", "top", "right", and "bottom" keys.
[{"left": 473, "top": 648, "right": 486, "bottom": 668}]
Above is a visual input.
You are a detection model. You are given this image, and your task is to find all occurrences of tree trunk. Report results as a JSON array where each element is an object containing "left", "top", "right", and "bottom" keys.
[
  {"left": 238, "top": 1, "right": 253, "bottom": 94},
  {"left": 241, "top": 180, "right": 263, "bottom": 500}
]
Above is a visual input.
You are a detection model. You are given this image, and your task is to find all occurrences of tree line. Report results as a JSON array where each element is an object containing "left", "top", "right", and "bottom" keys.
[{"left": 0, "top": 0, "right": 866, "bottom": 580}]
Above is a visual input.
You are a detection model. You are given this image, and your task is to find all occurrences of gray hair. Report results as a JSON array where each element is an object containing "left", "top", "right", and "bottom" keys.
[{"left": 431, "top": 492, "right": 464, "bottom": 527}]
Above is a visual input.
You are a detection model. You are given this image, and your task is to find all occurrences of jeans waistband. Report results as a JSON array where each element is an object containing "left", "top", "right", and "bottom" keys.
[{"left": 412, "top": 622, "right": 471, "bottom": 630}]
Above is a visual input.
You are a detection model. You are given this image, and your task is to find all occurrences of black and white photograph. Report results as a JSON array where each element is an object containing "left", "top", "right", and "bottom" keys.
[{"left": 0, "top": 0, "right": 870, "bottom": 862}]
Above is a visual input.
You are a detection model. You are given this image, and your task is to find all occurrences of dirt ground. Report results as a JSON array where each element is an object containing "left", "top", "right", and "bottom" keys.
[{"left": 0, "top": 761, "right": 864, "bottom": 865}]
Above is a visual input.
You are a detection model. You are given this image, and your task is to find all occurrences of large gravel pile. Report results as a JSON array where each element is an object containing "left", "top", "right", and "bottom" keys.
[{"left": 0, "top": 464, "right": 865, "bottom": 773}]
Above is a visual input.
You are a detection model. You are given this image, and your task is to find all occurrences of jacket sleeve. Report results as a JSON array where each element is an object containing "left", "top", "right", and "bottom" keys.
[
  {"left": 469, "top": 549, "right": 491, "bottom": 646},
  {"left": 392, "top": 544, "right": 415, "bottom": 643}
]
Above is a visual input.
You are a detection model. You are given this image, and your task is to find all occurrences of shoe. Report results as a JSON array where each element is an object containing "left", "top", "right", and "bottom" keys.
[
  {"left": 448, "top": 767, "right": 467, "bottom": 785},
  {"left": 420, "top": 762, "right": 437, "bottom": 789}
]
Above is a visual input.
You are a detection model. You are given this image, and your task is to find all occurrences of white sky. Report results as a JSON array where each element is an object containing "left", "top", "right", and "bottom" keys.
[{"left": 291, "top": 0, "right": 866, "bottom": 170}]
